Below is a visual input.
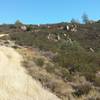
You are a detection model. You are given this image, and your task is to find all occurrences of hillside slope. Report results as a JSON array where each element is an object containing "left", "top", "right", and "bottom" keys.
[
  {"left": 0, "top": 46, "right": 60, "bottom": 100},
  {"left": 0, "top": 22, "right": 100, "bottom": 100}
]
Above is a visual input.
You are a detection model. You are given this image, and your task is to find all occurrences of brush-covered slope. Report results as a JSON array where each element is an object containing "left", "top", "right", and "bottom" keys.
[{"left": 0, "top": 22, "right": 100, "bottom": 100}]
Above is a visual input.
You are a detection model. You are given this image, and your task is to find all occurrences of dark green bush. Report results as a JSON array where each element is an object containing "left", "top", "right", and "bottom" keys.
[
  {"left": 73, "top": 84, "right": 91, "bottom": 97},
  {"left": 27, "top": 25, "right": 33, "bottom": 31},
  {"left": 83, "top": 72, "right": 95, "bottom": 82},
  {"left": 94, "top": 77, "right": 100, "bottom": 87},
  {"left": 45, "top": 63, "right": 55, "bottom": 73},
  {"left": 34, "top": 58, "right": 44, "bottom": 67}
]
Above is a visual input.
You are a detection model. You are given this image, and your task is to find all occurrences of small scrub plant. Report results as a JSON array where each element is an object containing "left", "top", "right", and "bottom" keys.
[
  {"left": 60, "top": 39, "right": 84, "bottom": 52},
  {"left": 15, "top": 20, "right": 23, "bottom": 28},
  {"left": 94, "top": 77, "right": 100, "bottom": 87},
  {"left": 84, "top": 72, "right": 95, "bottom": 82},
  {"left": 27, "top": 25, "right": 33, "bottom": 31},
  {"left": 34, "top": 58, "right": 44, "bottom": 67},
  {"left": 45, "top": 63, "right": 55, "bottom": 73},
  {"left": 73, "top": 84, "right": 91, "bottom": 97},
  {"left": 61, "top": 68, "right": 72, "bottom": 81}
]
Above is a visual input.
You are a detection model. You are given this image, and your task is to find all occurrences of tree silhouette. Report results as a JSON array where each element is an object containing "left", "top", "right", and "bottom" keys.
[{"left": 82, "top": 13, "right": 89, "bottom": 24}]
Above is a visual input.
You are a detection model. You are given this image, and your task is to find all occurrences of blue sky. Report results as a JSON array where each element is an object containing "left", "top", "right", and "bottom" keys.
[{"left": 0, "top": 0, "right": 100, "bottom": 24}]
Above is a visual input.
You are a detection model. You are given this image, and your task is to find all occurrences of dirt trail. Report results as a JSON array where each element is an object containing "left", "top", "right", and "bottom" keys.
[
  {"left": 0, "top": 34, "right": 9, "bottom": 38},
  {"left": 0, "top": 46, "right": 60, "bottom": 100}
]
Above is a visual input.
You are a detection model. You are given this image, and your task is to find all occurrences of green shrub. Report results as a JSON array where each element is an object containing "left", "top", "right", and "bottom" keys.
[
  {"left": 15, "top": 20, "right": 23, "bottom": 28},
  {"left": 59, "top": 39, "right": 84, "bottom": 52},
  {"left": 94, "top": 77, "right": 100, "bottom": 87},
  {"left": 83, "top": 72, "right": 95, "bottom": 82},
  {"left": 73, "top": 84, "right": 91, "bottom": 97},
  {"left": 61, "top": 68, "right": 73, "bottom": 81},
  {"left": 34, "top": 58, "right": 44, "bottom": 67},
  {"left": 45, "top": 63, "right": 55, "bottom": 73},
  {"left": 27, "top": 25, "right": 33, "bottom": 31}
]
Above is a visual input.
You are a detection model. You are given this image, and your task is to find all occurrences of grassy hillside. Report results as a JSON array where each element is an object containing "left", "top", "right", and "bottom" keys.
[{"left": 0, "top": 22, "right": 100, "bottom": 100}]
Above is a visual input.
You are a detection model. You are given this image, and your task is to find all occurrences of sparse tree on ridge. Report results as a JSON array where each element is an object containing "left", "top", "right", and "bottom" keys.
[
  {"left": 82, "top": 13, "right": 89, "bottom": 24},
  {"left": 70, "top": 18, "right": 80, "bottom": 24},
  {"left": 15, "top": 20, "right": 23, "bottom": 28}
]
